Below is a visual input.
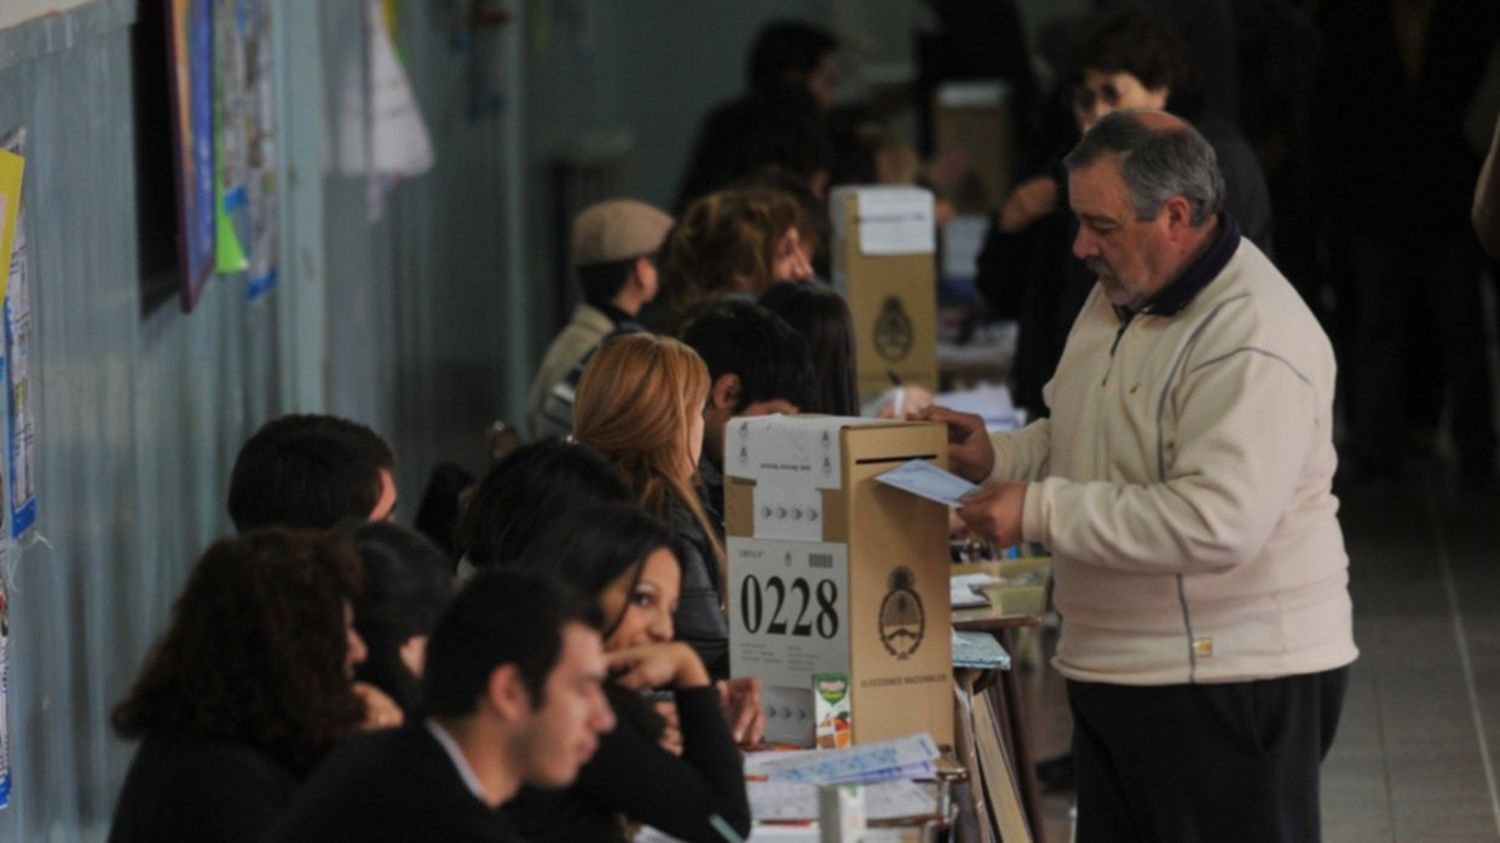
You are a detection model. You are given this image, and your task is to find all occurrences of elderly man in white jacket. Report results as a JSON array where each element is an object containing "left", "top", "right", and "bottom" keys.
[{"left": 923, "top": 110, "right": 1356, "bottom": 843}]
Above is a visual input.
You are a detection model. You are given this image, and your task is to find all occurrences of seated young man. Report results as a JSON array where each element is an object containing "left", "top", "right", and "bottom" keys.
[
  {"left": 680, "top": 298, "right": 814, "bottom": 530},
  {"left": 270, "top": 569, "right": 616, "bottom": 842},
  {"left": 527, "top": 199, "right": 673, "bottom": 439},
  {"left": 228, "top": 413, "right": 397, "bottom": 531}
]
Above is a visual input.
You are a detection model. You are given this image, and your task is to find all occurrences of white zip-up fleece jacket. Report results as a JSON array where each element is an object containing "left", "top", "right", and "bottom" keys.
[{"left": 992, "top": 225, "right": 1357, "bottom": 685}]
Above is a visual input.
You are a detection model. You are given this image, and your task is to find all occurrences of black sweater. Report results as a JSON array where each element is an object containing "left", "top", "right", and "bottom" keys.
[
  {"left": 503, "top": 685, "right": 750, "bottom": 843},
  {"left": 109, "top": 733, "right": 300, "bottom": 843},
  {"left": 270, "top": 725, "right": 522, "bottom": 842},
  {"left": 668, "top": 500, "right": 730, "bottom": 679}
]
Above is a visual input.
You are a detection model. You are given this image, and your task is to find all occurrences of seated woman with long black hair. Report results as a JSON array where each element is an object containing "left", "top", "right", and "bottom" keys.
[
  {"left": 349, "top": 521, "right": 453, "bottom": 720},
  {"left": 455, "top": 437, "right": 765, "bottom": 746},
  {"left": 109, "top": 530, "right": 370, "bottom": 843},
  {"left": 503, "top": 503, "right": 750, "bottom": 843}
]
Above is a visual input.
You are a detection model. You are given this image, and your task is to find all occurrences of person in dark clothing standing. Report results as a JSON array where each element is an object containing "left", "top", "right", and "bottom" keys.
[
  {"left": 271, "top": 570, "right": 617, "bottom": 843},
  {"left": 675, "top": 20, "right": 838, "bottom": 213},
  {"left": 977, "top": 6, "right": 1273, "bottom": 419},
  {"left": 504, "top": 505, "right": 752, "bottom": 843},
  {"left": 109, "top": 530, "right": 370, "bottom": 843},
  {"left": 1316, "top": 0, "right": 1500, "bottom": 490}
]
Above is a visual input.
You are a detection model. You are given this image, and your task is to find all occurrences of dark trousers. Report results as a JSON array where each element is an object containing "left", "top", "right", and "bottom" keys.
[
  {"left": 1068, "top": 667, "right": 1349, "bottom": 843},
  {"left": 1347, "top": 232, "right": 1495, "bottom": 471}
]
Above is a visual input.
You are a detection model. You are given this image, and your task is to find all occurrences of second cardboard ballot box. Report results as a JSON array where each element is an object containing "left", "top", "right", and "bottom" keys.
[
  {"left": 724, "top": 416, "right": 953, "bottom": 747},
  {"left": 830, "top": 186, "right": 939, "bottom": 405}
]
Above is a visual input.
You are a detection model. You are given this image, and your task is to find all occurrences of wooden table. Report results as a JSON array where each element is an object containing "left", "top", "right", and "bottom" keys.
[{"left": 951, "top": 559, "right": 1051, "bottom": 842}]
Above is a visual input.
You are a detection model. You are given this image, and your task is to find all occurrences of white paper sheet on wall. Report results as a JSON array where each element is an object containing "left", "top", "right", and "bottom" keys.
[{"left": 333, "top": 0, "right": 434, "bottom": 221}]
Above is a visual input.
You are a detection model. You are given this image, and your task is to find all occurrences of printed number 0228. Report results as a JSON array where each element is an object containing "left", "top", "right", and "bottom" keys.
[{"left": 739, "top": 575, "right": 838, "bottom": 639}]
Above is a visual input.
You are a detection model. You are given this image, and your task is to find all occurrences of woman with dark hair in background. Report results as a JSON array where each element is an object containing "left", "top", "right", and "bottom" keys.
[
  {"left": 652, "top": 188, "right": 815, "bottom": 336},
  {"left": 503, "top": 504, "right": 750, "bottom": 843},
  {"left": 349, "top": 521, "right": 453, "bottom": 719},
  {"left": 758, "top": 282, "right": 859, "bottom": 416},
  {"left": 109, "top": 530, "right": 369, "bottom": 843},
  {"left": 452, "top": 438, "right": 632, "bottom": 579}
]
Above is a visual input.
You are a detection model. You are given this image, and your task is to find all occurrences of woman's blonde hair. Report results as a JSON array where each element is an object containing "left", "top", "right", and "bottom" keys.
[
  {"left": 573, "top": 334, "right": 725, "bottom": 587},
  {"left": 657, "top": 187, "right": 810, "bottom": 335}
]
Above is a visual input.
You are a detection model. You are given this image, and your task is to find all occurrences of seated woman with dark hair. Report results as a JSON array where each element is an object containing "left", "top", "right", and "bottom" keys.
[
  {"left": 109, "top": 530, "right": 370, "bottom": 843},
  {"left": 503, "top": 504, "right": 750, "bottom": 843},
  {"left": 452, "top": 438, "right": 632, "bottom": 578},
  {"left": 652, "top": 187, "right": 816, "bottom": 335},
  {"left": 349, "top": 521, "right": 454, "bottom": 720},
  {"left": 758, "top": 281, "right": 859, "bottom": 416},
  {"left": 454, "top": 436, "right": 765, "bottom": 746}
]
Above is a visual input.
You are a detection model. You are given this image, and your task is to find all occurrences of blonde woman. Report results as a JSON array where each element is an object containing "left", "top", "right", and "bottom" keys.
[
  {"left": 573, "top": 333, "right": 730, "bottom": 678},
  {"left": 654, "top": 187, "right": 815, "bottom": 335}
]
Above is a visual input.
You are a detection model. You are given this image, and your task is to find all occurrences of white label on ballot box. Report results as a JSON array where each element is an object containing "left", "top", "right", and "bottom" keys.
[
  {"left": 727, "top": 414, "right": 890, "bottom": 491},
  {"left": 752, "top": 483, "right": 824, "bottom": 541},
  {"left": 729, "top": 538, "right": 849, "bottom": 688},
  {"left": 856, "top": 188, "right": 934, "bottom": 256}
]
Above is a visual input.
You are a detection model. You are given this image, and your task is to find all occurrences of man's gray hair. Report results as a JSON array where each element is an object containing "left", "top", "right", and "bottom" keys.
[{"left": 1063, "top": 111, "right": 1225, "bottom": 225}]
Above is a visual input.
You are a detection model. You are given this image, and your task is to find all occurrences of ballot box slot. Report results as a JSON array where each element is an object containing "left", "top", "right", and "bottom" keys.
[{"left": 854, "top": 454, "right": 938, "bottom": 466}]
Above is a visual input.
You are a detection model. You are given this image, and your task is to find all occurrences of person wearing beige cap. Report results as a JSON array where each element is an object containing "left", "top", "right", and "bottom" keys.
[{"left": 526, "top": 199, "right": 673, "bottom": 438}]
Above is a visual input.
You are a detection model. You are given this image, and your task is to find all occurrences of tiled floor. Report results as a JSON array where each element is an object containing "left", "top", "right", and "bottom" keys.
[{"left": 1020, "top": 461, "right": 1500, "bottom": 842}]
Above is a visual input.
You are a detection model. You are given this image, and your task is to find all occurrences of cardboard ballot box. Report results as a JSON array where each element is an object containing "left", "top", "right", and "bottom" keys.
[
  {"left": 933, "top": 80, "right": 1016, "bottom": 212},
  {"left": 830, "top": 187, "right": 939, "bottom": 405},
  {"left": 723, "top": 416, "right": 953, "bottom": 747}
]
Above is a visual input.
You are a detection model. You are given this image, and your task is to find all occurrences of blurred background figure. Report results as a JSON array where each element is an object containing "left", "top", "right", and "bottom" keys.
[
  {"left": 1315, "top": 0, "right": 1500, "bottom": 491},
  {"left": 349, "top": 521, "right": 454, "bottom": 720}
]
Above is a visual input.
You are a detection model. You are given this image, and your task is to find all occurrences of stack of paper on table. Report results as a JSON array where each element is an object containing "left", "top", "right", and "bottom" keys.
[
  {"left": 748, "top": 778, "right": 938, "bottom": 823},
  {"left": 744, "top": 733, "right": 941, "bottom": 784},
  {"left": 951, "top": 630, "right": 1011, "bottom": 670}
]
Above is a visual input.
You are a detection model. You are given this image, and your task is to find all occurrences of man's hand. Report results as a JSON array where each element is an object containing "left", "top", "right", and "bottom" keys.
[
  {"left": 353, "top": 681, "right": 404, "bottom": 731},
  {"left": 998, "top": 176, "right": 1059, "bottom": 234},
  {"left": 717, "top": 676, "right": 765, "bottom": 745},
  {"left": 909, "top": 406, "right": 995, "bottom": 482},
  {"left": 956, "top": 481, "right": 1028, "bottom": 548}
]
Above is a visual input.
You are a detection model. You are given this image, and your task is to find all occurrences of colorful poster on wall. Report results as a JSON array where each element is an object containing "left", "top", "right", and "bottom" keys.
[
  {"left": 0, "top": 546, "right": 9, "bottom": 811},
  {"left": 167, "top": 0, "right": 217, "bottom": 312},
  {"left": 2, "top": 133, "right": 34, "bottom": 540},
  {"left": 215, "top": 0, "right": 279, "bottom": 301},
  {"left": 0, "top": 148, "right": 21, "bottom": 309}
]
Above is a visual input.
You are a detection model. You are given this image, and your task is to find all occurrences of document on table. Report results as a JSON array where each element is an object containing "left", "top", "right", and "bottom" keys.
[
  {"left": 748, "top": 778, "right": 939, "bottom": 822},
  {"left": 950, "top": 583, "right": 990, "bottom": 608},
  {"left": 952, "top": 630, "right": 1012, "bottom": 670},
  {"left": 875, "top": 459, "right": 979, "bottom": 507},
  {"left": 744, "top": 733, "right": 941, "bottom": 784}
]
